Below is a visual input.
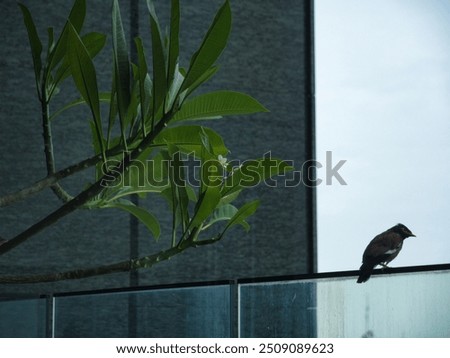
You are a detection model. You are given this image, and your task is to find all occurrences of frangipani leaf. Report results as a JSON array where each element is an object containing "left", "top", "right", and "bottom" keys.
[
  {"left": 205, "top": 204, "right": 249, "bottom": 231},
  {"left": 180, "top": 0, "right": 231, "bottom": 93},
  {"left": 155, "top": 126, "right": 228, "bottom": 158},
  {"left": 107, "top": 200, "right": 160, "bottom": 240},
  {"left": 187, "top": 185, "right": 221, "bottom": 233},
  {"left": 147, "top": 0, "right": 167, "bottom": 121},
  {"left": 67, "top": 22, "right": 105, "bottom": 160},
  {"left": 181, "top": 66, "right": 219, "bottom": 101},
  {"left": 220, "top": 200, "right": 260, "bottom": 237},
  {"left": 48, "top": 0, "right": 86, "bottom": 74},
  {"left": 53, "top": 32, "right": 107, "bottom": 91},
  {"left": 167, "top": 0, "right": 180, "bottom": 90},
  {"left": 50, "top": 92, "right": 110, "bottom": 121},
  {"left": 135, "top": 37, "right": 150, "bottom": 136},
  {"left": 18, "top": 3, "right": 43, "bottom": 93},
  {"left": 112, "top": 0, "right": 131, "bottom": 146},
  {"left": 103, "top": 151, "right": 170, "bottom": 200},
  {"left": 172, "top": 91, "right": 268, "bottom": 122}
]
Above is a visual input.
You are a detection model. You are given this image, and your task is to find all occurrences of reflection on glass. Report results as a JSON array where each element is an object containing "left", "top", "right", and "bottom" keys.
[
  {"left": 239, "top": 270, "right": 450, "bottom": 337},
  {"left": 317, "top": 270, "right": 450, "bottom": 337},
  {"left": 1, "top": 269, "right": 448, "bottom": 337},
  {"left": 54, "top": 285, "right": 231, "bottom": 337},
  {"left": 0, "top": 298, "right": 47, "bottom": 338}
]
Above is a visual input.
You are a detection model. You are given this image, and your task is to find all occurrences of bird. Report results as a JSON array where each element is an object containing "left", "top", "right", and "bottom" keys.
[{"left": 357, "top": 223, "right": 416, "bottom": 283}]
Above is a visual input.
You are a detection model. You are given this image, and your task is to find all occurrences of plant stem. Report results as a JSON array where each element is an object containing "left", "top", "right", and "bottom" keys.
[
  {"left": 41, "top": 78, "right": 73, "bottom": 204},
  {"left": 0, "top": 138, "right": 165, "bottom": 208},
  {"left": 0, "top": 152, "right": 103, "bottom": 208},
  {"left": 0, "top": 236, "right": 220, "bottom": 284}
]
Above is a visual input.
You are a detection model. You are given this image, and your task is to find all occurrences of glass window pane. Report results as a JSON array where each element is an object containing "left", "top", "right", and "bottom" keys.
[
  {"left": 317, "top": 269, "right": 450, "bottom": 337},
  {"left": 239, "top": 269, "right": 450, "bottom": 337},
  {"left": 0, "top": 298, "right": 47, "bottom": 338},
  {"left": 54, "top": 285, "right": 231, "bottom": 337},
  {"left": 239, "top": 281, "right": 317, "bottom": 337}
]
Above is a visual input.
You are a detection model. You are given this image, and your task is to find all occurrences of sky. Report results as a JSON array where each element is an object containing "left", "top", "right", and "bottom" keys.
[{"left": 315, "top": 0, "right": 450, "bottom": 272}]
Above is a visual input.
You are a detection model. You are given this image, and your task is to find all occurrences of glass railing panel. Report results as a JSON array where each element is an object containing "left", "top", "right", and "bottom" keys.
[
  {"left": 54, "top": 284, "right": 231, "bottom": 337},
  {"left": 239, "top": 269, "right": 450, "bottom": 338},
  {"left": 316, "top": 270, "right": 450, "bottom": 337},
  {"left": 0, "top": 298, "right": 47, "bottom": 337},
  {"left": 239, "top": 280, "right": 317, "bottom": 337}
]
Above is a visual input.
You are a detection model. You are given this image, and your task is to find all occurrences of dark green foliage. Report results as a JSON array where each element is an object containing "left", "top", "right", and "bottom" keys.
[{"left": 2, "top": 0, "right": 292, "bottom": 282}]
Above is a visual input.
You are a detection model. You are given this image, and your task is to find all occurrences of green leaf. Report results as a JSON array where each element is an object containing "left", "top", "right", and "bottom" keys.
[
  {"left": 134, "top": 37, "right": 150, "bottom": 137},
  {"left": 167, "top": 0, "right": 180, "bottom": 90},
  {"left": 205, "top": 204, "right": 246, "bottom": 230},
  {"left": 201, "top": 158, "right": 223, "bottom": 193},
  {"left": 220, "top": 200, "right": 260, "bottom": 236},
  {"left": 172, "top": 91, "right": 269, "bottom": 122},
  {"left": 48, "top": 0, "right": 86, "bottom": 73},
  {"left": 103, "top": 151, "right": 170, "bottom": 200},
  {"left": 219, "top": 188, "right": 241, "bottom": 206},
  {"left": 67, "top": 0, "right": 86, "bottom": 32},
  {"left": 51, "top": 92, "right": 111, "bottom": 121},
  {"left": 112, "top": 0, "right": 131, "bottom": 147},
  {"left": 165, "top": 144, "right": 190, "bottom": 243},
  {"left": 161, "top": 185, "right": 197, "bottom": 204},
  {"left": 46, "top": 27, "right": 55, "bottom": 59},
  {"left": 82, "top": 32, "right": 107, "bottom": 57},
  {"left": 166, "top": 65, "right": 184, "bottom": 112},
  {"left": 180, "top": 66, "right": 219, "bottom": 101},
  {"left": 53, "top": 32, "right": 107, "bottom": 89},
  {"left": 126, "top": 70, "right": 141, "bottom": 136},
  {"left": 147, "top": 0, "right": 168, "bottom": 122},
  {"left": 67, "top": 22, "right": 105, "bottom": 160},
  {"left": 18, "top": 3, "right": 43, "bottom": 94},
  {"left": 199, "top": 127, "right": 214, "bottom": 156},
  {"left": 187, "top": 185, "right": 221, "bottom": 233},
  {"left": 107, "top": 64, "right": 118, "bottom": 149},
  {"left": 167, "top": 144, "right": 190, "bottom": 220},
  {"left": 107, "top": 200, "right": 161, "bottom": 240},
  {"left": 155, "top": 126, "right": 228, "bottom": 158},
  {"left": 180, "top": 0, "right": 231, "bottom": 93}
]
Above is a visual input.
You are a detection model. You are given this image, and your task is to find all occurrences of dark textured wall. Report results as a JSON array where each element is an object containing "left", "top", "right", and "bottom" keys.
[{"left": 0, "top": 0, "right": 315, "bottom": 297}]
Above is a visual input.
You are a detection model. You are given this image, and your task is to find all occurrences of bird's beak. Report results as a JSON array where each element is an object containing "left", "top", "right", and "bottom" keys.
[{"left": 410, "top": 233, "right": 416, "bottom": 237}]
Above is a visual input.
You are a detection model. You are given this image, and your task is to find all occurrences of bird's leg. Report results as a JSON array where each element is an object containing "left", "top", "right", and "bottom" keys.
[{"left": 379, "top": 263, "right": 390, "bottom": 271}]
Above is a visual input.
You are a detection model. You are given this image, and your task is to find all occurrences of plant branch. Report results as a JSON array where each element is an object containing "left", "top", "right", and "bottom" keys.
[
  {"left": 0, "top": 152, "right": 102, "bottom": 208},
  {"left": 0, "top": 236, "right": 220, "bottom": 284},
  {"left": 41, "top": 79, "right": 73, "bottom": 204},
  {"left": 0, "top": 111, "right": 173, "bottom": 256},
  {"left": 0, "top": 135, "right": 152, "bottom": 208}
]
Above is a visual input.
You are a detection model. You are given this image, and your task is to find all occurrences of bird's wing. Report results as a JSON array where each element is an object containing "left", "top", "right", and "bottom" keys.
[{"left": 363, "top": 232, "right": 403, "bottom": 259}]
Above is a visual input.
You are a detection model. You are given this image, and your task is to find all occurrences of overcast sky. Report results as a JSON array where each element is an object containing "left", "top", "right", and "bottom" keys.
[{"left": 315, "top": 0, "right": 450, "bottom": 272}]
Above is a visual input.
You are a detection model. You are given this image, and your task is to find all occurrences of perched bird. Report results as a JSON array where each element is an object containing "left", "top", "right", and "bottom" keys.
[{"left": 357, "top": 223, "right": 415, "bottom": 283}]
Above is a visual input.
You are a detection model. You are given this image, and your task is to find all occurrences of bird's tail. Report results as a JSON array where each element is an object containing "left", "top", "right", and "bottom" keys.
[{"left": 357, "top": 263, "right": 374, "bottom": 283}]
